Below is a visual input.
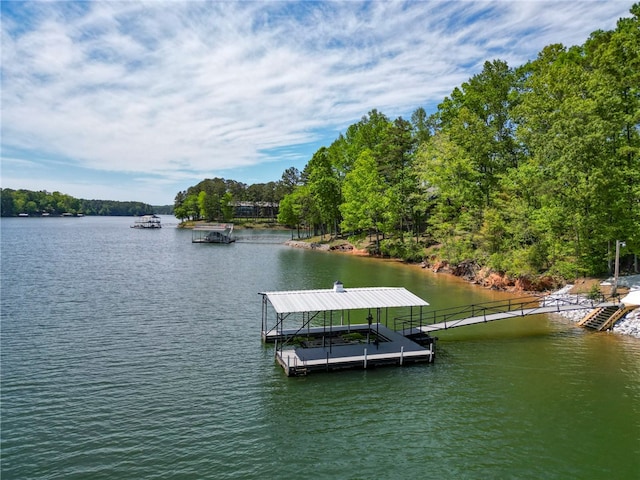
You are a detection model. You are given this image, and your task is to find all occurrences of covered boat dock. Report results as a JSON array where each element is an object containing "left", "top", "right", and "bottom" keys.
[
  {"left": 192, "top": 223, "right": 235, "bottom": 243},
  {"left": 131, "top": 214, "right": 162, "bottom": 228},
  {"left": 260, "top": 282, "right": 435, "bottom": 376}
]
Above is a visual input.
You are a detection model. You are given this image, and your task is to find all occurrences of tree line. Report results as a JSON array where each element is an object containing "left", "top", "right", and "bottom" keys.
[
  {"left": 173, "top": 173, "right": 298, "bottom": 221},
  {"left": 275, "top": 5, "right": 639, "bottom": 280},
  {"left": 0, "top": 188, "right": 156, "bottom": 217}
]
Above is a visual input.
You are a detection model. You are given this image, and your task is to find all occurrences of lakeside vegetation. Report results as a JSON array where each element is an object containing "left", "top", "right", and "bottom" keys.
[
  {"left": 0, "top": 188, "right": 168, "bottom": 217},
  {"left": 172, "top": 175, "right": 295, "bottom": 222},
  {"left": 176, "top": 5, "right": 639, "bottom": 283},
  {"left": 277, "top": 6, "right": 640, "bottom": 282}
]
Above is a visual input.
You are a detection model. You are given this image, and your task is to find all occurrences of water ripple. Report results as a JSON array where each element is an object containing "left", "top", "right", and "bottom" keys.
[{"left": 2, "top": 217, "right": 639, "bottom": 479}]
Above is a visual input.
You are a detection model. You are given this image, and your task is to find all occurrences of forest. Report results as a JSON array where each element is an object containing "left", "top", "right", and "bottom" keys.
[
  {"left": 172, "top": 175, "right": 296, "bottom": 222},
  {"left": 272, "top": 5, "right": 639, "bottom": 281},
  {"left": 0, "top": 188, "right": 156, "bottom": 217}
]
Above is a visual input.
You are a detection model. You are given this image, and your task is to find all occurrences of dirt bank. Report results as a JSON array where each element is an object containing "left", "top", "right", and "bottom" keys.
[
  {"left": 287, "top": 239, "right": 561, "bottom": 292},
  {"left": 420, "top": 258, "right": 563, "bottom": 293},
  {"left": 284, "top": 238, "right": 640, "bottom": 337},
  {"left": 285, "top": 238, "right": 634, "bottom": 295}
]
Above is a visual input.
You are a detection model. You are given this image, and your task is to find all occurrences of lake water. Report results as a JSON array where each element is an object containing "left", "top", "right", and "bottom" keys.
[{"left": 1, "top": 216, "right": 639, "bottom": 479}]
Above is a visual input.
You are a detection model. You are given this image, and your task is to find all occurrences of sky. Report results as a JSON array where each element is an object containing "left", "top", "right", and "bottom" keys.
[{"left": 0, "top": 1, "right": 634, "bottom": 206}]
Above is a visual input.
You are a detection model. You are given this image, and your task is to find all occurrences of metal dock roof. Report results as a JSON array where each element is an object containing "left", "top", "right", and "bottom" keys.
[{"left": 260, "top": 286, "right": 429, "bottom": 314}]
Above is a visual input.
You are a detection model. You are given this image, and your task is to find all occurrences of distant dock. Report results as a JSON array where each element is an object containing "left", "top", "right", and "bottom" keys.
[{"left": 192, "top": 223, "right": 235, "bottom": 243}]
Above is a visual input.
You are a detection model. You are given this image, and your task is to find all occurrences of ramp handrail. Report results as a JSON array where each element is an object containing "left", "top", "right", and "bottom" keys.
[
  {"left": 234, "top": 234, "right": 289, "bottom": 244},
  {"left": 394, "top": 293, "right": 619, "bottom": 333}
]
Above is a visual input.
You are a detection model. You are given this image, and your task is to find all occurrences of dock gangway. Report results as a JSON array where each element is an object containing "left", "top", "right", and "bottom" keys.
[{"left": 395, "top": 294, "right": 619, "bottom": 335}]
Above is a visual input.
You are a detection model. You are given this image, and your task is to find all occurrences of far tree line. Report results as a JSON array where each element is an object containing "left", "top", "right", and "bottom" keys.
[{"left": 0, "top": 188, "right": 157, "bottom": 217}]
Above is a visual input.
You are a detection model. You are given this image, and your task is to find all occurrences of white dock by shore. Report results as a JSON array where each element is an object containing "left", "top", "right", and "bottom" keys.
[{"left": 260, "top": 283, "right": 435, "bottom": 376}]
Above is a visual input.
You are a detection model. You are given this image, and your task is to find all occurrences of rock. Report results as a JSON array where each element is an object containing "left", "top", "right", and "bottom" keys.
[
  {"left": 546, "top": 285, "right": 640, "bottom": 338},
  {"left": 329, "top": 243, "right": 353, "bottom": 252},
  {"left": 451, "top": 260, "right": 479, "bottom": 281},
  {"left": 432, "top": 260, "right": 448, "bottom": 273}
]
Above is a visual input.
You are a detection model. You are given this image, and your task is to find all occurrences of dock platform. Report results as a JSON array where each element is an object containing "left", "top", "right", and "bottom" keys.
[{"left": 273, "top": 323, "right": 434, "bottom": 376}]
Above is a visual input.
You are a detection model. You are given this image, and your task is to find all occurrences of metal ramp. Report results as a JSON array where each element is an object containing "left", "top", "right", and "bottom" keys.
[
  {"left": 234, "top": 233, "right": 290, "bottom": 244},
  {"left": 395, "top": 295, "right": 619, "bottom": 334}
]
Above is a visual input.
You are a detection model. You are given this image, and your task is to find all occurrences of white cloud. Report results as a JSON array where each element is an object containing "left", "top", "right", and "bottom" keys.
[{"left": 1, "top": 0, "right": 633, "bottom": 204}]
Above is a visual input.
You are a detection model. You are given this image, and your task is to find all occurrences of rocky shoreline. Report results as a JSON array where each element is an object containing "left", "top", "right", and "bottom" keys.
[
  {"left": 423, "top": 259, "right": 563, "bottom": 291},
  {"left": 285, "top": 240, "right": 331, "bottom": 251},
  {"left": 285, "top": 239, "right": 368, "bottom": 254},
  {"left": 285, "top": 239, "right": 640, "bottom": 338},
  {"left": 544, "top": 285, "right": 640, "bottom": 338}
]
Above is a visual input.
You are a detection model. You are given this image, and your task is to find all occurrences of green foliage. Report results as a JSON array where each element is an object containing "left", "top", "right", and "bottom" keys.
[
  {"left": 0, "top": 188, "right": 153, "bottom": 216},
  {"left": 438, "top": 236, "right": 476, "bottom": 267},
  {"left": 547, "top": 260, "right": 585, "bottom": 281},
  {"left": 183, "top": 194, "right": 200, "bottom": 221},
  {"left": 173, "top": 4, "right": 640, "bottom": 283},
  {"left": 197, "top": 191, "right": 207, "bottom": 220},
  {"left": 290, "top": 336, "right": 307, "bottom": 347},
  {"left": 587, "top": 283, "right": 602, "bottom": 301},
  {"left": 340, "top": 149, "right": 387, "bottom": 235},
  {"left": 174, "top": 176, "right": 286, "bottom": 223},
  {"left": 305, "top": 148, "right": 342, "bottom": 238},
  {"left": 379, "top": 238, "right": 425, "bottom": 263},
  {"left": 277, "top": 193, "right": 299, "bottom": 227},
  {"left": 341, "top": 332, "right": 365, "bottom": 342},
  {"left": 221, "top": 192, "right": 234, "bottom": 221}
]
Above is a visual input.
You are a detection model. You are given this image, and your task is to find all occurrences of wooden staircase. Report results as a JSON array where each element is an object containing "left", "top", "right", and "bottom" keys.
[{"left": 578, "top": 305, "right": 638, "bottom": 331}]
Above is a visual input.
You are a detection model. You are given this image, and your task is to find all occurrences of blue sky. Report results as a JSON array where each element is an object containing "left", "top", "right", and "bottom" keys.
[{"left": 1, "top": 1, "right": 633, "bottom": 205}]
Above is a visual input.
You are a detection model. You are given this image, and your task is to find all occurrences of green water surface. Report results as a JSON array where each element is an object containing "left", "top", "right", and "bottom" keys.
[{"left": 1, "top": 216, "right": 638, "bottom": 479}]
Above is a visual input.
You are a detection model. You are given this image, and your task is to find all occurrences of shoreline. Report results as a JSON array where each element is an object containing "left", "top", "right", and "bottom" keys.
[
  {"left": 284, "top": 239, "right": 640, "bottom": 339},
  {"left": 544, "top": 285, "right": 640, "bottom": 338}
]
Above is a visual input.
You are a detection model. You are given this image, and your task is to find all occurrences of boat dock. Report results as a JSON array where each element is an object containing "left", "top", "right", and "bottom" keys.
[
  {"left": 131, "top": 214, "right": 162, "bottom": 228},
  {"left": 260, "top": 286, "right": 627, "bottom": 376},
  {"left": 192, "top": 223, "right": 235, "bottom": 243},
  {"left": 260, "top": 282, "right": 435, "bottom": 376}
]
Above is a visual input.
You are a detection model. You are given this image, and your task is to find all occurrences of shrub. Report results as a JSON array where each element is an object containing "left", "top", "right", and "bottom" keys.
[
  {"left": 379, "top": 238, "right": 426, "bottom": 262},
  {"left": 587, "top": 283, "right": 602, "bottom": 301}
]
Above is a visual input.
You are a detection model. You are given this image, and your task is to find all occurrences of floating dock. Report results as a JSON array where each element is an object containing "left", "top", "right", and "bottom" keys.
[
  {"left": 131, "top": 214, "right": 162, "bottom": 228},
  {"left": 260, "top": 282, "right": 435, "bottom": 376},
  {"left": 192, "top": 223, "right": 235, "bottom": 243},
  {"left": 274, "top": 323, "right": 434, "bottom": 376}
]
